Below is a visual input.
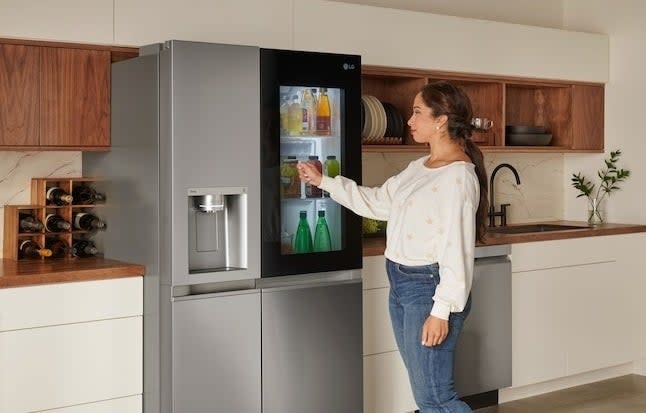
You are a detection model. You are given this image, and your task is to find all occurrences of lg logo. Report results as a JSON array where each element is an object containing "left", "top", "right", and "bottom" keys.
[{"left": 343, "top": 63, "right": 356, "bottom": 70}]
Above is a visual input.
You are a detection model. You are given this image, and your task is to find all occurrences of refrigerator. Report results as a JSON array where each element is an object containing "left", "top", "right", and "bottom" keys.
[{"left": 83, "top": 40, "right": 363, "bottom": 413}]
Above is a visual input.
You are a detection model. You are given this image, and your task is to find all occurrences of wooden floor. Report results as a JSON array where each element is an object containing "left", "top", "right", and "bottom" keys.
[{"left": 475, "top": 375, "right": 646, "bottom": 413}]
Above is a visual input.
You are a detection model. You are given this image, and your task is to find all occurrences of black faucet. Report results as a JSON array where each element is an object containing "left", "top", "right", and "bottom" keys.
[{"left": 488, "top": 163, "right": 521, "bottom": 227}]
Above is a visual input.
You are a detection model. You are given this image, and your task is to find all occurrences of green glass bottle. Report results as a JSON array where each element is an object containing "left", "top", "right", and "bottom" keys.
[
  {"left": 313, "top": 210, "right": 332, "bottom": 252},
  {"left": 293, "top": 210, "right": 313, "bottom": 254}
]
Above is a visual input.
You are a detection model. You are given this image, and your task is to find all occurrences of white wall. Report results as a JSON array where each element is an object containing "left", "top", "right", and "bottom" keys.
[
  {"left": 332, "top": 0, "right": 565, "bottom": 29},
  {"left": 562, "top": 0, "right": 646, "bottom": 225},
  {"left": 0, "top": 0, "right": 605, "bottom": 258}
]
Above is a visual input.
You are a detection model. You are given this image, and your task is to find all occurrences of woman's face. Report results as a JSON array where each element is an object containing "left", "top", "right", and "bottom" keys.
[{"left": 408, "top": 93, "right": 441, "bottom": 144}]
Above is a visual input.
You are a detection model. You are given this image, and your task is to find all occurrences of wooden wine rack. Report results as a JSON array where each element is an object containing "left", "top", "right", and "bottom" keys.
[
  {"left": 3, "top": 205, "right": 47, "bottom": 260},
  {"left": 2, "top": 177, "right": 104, "bottom": 260}
]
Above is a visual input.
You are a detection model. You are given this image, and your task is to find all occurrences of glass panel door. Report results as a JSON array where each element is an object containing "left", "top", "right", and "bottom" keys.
[
  {"left": 260, "top": 49, "right": 362, "bottom": 277},
  {"left": 279, "top": 85, "right": 344, "bottom": 255}
]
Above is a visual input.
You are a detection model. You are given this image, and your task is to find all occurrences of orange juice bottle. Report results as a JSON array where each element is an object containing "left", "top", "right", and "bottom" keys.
[{"left": 316, "top": 88, "right": 331, "bottom": 135}]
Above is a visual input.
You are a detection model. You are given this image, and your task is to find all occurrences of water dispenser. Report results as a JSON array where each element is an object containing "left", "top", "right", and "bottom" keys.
[{"left": 187, "top": 187, "right": 247, "bottom": 273}]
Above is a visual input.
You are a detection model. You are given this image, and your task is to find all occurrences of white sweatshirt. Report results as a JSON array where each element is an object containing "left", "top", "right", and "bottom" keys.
[{"left": 319, "top": 156, "right": 479, "bottom": 320}]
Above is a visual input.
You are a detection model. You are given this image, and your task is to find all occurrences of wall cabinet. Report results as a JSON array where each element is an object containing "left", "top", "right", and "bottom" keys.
[
  {"left": 0, "top": 277, "right": 143, "bottom": 413},
  {"left": 361, "top": 66, "right": 604, "bottom": 154},
  {"left": 0, "top": 38, "right": 137, "bottom": 150}
]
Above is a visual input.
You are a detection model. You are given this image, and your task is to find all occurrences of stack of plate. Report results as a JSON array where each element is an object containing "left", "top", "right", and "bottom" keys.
[
  {"left": 505, "top": 125, "right": 553, "bottom": 146},
  {"left": 361, "top": 95, "right": 405, "bottom": 144}
]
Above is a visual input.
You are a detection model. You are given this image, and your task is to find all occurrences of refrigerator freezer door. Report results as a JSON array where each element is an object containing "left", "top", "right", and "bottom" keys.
[
  {"left": 165, "top": 41, "right": 261, "bottom": 286},
  {"left": 172, "top": 289, "right": 261, "bottom": 413},
  {"left": 261, "top": 280, "right": 362, "bottom": 413}
]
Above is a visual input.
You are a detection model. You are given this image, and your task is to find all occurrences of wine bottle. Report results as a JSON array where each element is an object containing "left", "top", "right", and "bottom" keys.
[
  {"left": 18, "top": 212, "right": 44, "bottom": 232},
  {"left": 293, "top": 210, "right": 313, "bottom": 254},
  {"left": 46, "top": 186, "right": 73, "bottom": 206},
  {"left": 18, "top": 240, "right": 52, "bottom": 259},
  {"left": 45, "top": 213, "right": 72, "bottom": 232},
  {"left": 45, "top": 238, "right": 71, "bottom": 258},
  {"left": 313, "top": 210, "right": 332, "bottom": 252},
  {"left": 72, "top": 184, "right": 106, "bottom": 205},
  {"left": 72, "top": 239, "right": 99, "bottom": 258},
  {"left": 73, "top": 212, "right": 106, "bottom": 231}
]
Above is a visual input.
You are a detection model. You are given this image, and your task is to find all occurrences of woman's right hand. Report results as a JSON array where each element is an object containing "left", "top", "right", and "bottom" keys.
[{"left": 297, "top": 161, "right": 323, "bottom": 187}]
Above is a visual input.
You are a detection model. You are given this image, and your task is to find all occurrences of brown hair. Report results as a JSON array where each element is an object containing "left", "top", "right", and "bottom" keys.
[{"left": 419, "top": 81, "right": 489, "bottom": 242}]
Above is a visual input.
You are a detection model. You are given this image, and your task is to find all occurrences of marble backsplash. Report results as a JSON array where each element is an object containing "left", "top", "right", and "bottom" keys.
[
  {"left": 362, "top": 151, "right": 564, "bottom": 224},
  {"left": 0, "top": 152, "right": 81, "bottom": 258},
  {"left": 0, "top": 150, "right": 563, "bottom": 258}
]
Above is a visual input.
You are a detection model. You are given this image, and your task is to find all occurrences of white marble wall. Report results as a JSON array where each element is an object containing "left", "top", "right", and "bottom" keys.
[
  {"left": 362, "top": 151, "right": 564, "bottom": 224},
  {"left": 0, "top": 150, "right": 564, "bottom": 257},
  {"left": 0, "top": 152, "right": 81, "bottom": 258}
]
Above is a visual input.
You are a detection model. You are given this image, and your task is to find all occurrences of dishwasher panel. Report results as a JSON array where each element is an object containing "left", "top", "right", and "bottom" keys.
[
  {"left": 172, "top": 290, "right": 261, "bottom": 413},
  {"left": 455, "top": 254, "right": 512, "bottom": 396},
  {"left": 262, "top": 280, "right": 362, "bottom": 413}
]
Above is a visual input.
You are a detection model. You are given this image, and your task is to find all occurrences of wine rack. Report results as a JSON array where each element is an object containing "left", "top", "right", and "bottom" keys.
[
  {"left": 3, "top": 205, "right": 47, "bottom": 260},
  {"left": 2, "top": 177, "right": 105, "bottom": 260}
]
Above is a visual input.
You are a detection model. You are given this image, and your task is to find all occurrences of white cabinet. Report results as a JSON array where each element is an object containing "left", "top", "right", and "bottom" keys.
[
  {"left": 293, "top": 0, "right": 608, "bottom": 82},
  {"left": 511, "top": 233, "right": 644, "bottom": 388},
  {"left": 364, "top": 352, "right": 416, "bottom": 413},
  {"left": 362, "top": 256, "right": 416, "bottom": 413},
  {"left": 0, "top": 277, "right": 143, "bottom": 413},
  {"left": 114, "top": 0, "right": 293, "bottom": 48},
  {"left": 0, "top": 0, "right": 113, "bottom": 43}
]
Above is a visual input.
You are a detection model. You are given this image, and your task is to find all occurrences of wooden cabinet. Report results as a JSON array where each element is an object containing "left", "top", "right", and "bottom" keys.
[
  {"left": 362, "top": 66, "right": 604, "bottom": 154},
  {"left": 0, "top": 38, "right": 137, "bottom": 150},
  {"left": 0, "top": 44, "right": 40, "bottom": 146},
  {"left": 40, "top": 47, "right": 110, "bottom": 147},
  {"left": 0, "top": 277, "right": 143, "bottom": 413}
]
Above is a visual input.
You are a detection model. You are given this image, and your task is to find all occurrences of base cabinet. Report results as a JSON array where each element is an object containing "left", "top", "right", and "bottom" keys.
[
  {"left": 0, "top": 277, "right": 143, "bottom": 413},
  {"left": 511, "top": 233, "right": 644, "bottom": 388}
]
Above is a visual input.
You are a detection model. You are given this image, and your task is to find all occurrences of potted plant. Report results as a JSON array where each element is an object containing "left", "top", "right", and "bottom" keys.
[{"left": 571, "top": 149, "right": 631, "bottom": 225}]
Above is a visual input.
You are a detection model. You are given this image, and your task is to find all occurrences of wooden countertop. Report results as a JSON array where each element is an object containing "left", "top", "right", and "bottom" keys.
[
  {"left": 0, "top": 257, "right": 145, "bottom": 288},
  {"left": 362, "top": 221, "right": 646, "bottom": 257}
]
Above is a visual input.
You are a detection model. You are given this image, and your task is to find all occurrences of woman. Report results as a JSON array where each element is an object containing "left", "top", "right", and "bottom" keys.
[{"left": 297, "top": 81, "right": 488, "bottom": 413}]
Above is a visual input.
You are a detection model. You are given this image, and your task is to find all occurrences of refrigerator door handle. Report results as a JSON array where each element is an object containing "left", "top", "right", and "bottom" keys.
[
  {"left": 260, "top": 278, "right": 361, "bottom": 293},
  {"left": 173, "top": 288, "right": 261, "bottom": 302}
]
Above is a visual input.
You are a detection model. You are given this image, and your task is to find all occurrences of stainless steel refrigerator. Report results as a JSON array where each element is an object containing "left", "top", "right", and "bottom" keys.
[{"left": 83, "top": 40, "right": 363, "bottom": 413}]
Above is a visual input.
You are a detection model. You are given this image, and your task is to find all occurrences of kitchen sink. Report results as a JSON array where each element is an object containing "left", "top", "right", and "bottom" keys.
[{"left": 487, "top": 223, "right": 589, "bottom": 235}]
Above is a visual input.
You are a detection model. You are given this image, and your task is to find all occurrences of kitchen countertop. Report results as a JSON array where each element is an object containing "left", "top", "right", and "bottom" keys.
[
  {"left": 362, "top": 221, "right": 646, "bottom": 257},
  {"left": 0, "top": 257, "right": 145, "bottom": 288}
]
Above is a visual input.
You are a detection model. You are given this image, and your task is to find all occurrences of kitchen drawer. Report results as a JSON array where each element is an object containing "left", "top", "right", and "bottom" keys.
[
  {"left": 364, "top": 351, "right": 416, "bottom": 413},
  {"left": 363, "top": 287, "right": 397, "bottom": 356},
  {"left": 362, "top": 255, "right": 388, "bottom": 290},
  {"left": 0, "top": 316, "right": 142, "bottom": 413},
  {"left": 39, "top": 395, "right": 141, "bottom": 413},
  {"left": 511, "top": 236, "right": 618, "bottom": 272},
  {"left": 0, "top": 277, "right": 142, "bottom": 332}
]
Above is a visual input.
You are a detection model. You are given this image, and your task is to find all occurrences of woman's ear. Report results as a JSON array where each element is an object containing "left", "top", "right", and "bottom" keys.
[{"left": 436, "top": 114, "right": 448, "bottom": 129}]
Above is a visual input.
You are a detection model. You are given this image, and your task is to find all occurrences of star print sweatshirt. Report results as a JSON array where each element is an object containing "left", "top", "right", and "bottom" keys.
[{"left": 319, "top": 156, "right": 479, "bottom": 320}]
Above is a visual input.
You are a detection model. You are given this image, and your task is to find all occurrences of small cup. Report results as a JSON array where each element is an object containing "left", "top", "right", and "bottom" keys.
[{"left": 471, "top": 117, "right": 494, "bottom": 130}]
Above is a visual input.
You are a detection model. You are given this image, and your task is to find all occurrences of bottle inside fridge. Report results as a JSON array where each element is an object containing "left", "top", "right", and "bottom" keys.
[{"left": 278, "top": 85, "right": 343, "bottom": 255}]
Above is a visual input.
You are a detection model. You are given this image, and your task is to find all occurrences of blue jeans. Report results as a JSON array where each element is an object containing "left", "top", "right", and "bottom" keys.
[{"left": 386, "top": 259, "right": 473, "bottom": 413}]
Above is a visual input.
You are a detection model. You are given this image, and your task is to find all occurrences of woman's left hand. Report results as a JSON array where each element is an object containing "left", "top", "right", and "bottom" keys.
[{"left": 421, "top": 315, "right": 449, "bottom": 347}]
